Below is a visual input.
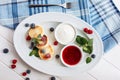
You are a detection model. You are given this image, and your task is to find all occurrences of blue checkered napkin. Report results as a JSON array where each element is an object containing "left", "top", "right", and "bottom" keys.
[
  {"left": 89, "top": 0, "right": 120, "bottom": 52},
  {"left": 0, "top": 0, "right": 90, "bottom": 29}
]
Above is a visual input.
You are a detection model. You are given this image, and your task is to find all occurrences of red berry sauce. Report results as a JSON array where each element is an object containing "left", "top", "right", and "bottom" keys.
[{"left": 62, "top": 46, "right": 82, "bottom": 65}]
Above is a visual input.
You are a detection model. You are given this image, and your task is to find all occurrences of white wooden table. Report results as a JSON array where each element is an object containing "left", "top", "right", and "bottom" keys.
[{"left": 0, "top": 25, "right": 120, "bottom": 80}]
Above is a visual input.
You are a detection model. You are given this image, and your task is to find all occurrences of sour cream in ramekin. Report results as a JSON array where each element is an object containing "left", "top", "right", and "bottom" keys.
[{"left": 55, "top": 23, "right": 76, "bottom": 45}]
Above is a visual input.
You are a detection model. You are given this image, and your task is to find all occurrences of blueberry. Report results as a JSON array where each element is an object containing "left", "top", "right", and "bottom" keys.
[
  {"left": 25, "top": 77, "right": 30, "bottom": 80},
  {"left": 26, "top": 69, "right": 31, "bottom": 74},
  {"left": 3, "top": 48, "right": 9, "bottom": 53},
  {"left": 41, "top": 49, "right": 46, "bottom": 53},
  {"left": 29, "top": 42, "right": 35, "bottom": 49},
  {"left": 50, "top": 27, "right": 54, "bottom": 32},
  {"left": 50, "top": 76, "right": 56, "bottom": 80},
  {"left": 55, "top": 54, "right": 60, "bottom": 59},
  {"left": 25, "top": 23, "right": 29, "bottom": 27},
  {"left": 91, "top": 54, "right": 96, "bottom": 59},
  {"left": 30, "top": 23, "right": 35, "bottom": 28}
]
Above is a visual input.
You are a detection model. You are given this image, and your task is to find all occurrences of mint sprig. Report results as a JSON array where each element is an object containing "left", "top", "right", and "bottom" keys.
[
  {"left": 86, "top": 57, "right": 92, "bottom": 64},
  {"left": 76, "top": 35, "right": 94, "bottom": 64},
  {"left": 76, "top": 35, "right": 93, "bottom": 54},
  {"left": 29, "top": 47, "right": 39, "bottom": 57},
  {"left": 76, "top": 35, "right": 88, "bottom": 46},
  {"left": 83, "top": 39, "right": 93, "bottom": 54}
]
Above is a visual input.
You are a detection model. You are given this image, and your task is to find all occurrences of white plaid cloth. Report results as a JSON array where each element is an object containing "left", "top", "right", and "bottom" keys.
[
  {"left": 0, "top": 0, "right": 120, "bottom": 52},
  {"left": 89, "top": 0, "right": 120, "bottom": 52},
  {"left": 0, "top": 0, "right": 90, "bottom": 29}
]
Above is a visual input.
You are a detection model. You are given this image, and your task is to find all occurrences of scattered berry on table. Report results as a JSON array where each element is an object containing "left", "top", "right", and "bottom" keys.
[
  {"left": 25, "top": 23, "right": 29, "bottom": 27},
  {"left": 11, "top": 64, "right": 16, "bottom": 69},
  {"left": 26, "top": 69, "right": 31, "bottom": 74},
  {"left": 50, "top": 27, "right": 54, "bottom": 32},
  {"left": 54, "top": 41, "right": 58, "bottom": 46},
  {"left": 55, "top": 54, "right": 60, "bottom": 59},
  {"left": 3, "top": 48, "right": 9, "bottom": 53},
  {"left": 25, "top": 77, "right": 30, "bottom": 80},
  {"left": 26, "top": 35, "right": 31, "bottom": 41},
  {"left": 30, "top": 23, "right": 35, "bottom": 29},
  {"left": 22, "top": 72, "right": 27, "bottom": 76},
  {"left": 50, "top": 76, "right": 56, "bottom": 80},
  {"left": 12, "top": 59, "right": 17, "bottom": 64},
  {"left": 91, "top": 54, "right": 96, "bottom": 59}
]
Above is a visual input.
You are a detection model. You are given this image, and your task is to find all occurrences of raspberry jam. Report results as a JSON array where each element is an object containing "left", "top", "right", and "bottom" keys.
[{"left": 62, "top": 45, "right": 82, "bottom": 66}]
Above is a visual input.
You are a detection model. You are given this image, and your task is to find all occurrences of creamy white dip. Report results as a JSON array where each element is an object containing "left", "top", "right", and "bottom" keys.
[{"left": 55, "top": 23, "right": 76, "bottom": 45}]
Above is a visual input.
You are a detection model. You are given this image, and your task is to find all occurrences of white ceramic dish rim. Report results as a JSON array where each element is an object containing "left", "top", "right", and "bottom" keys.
[
  {"left": 55, "top": 23, "right": 77, "bottom": 45},
  {"left": 60, "top": 44, "right": 84, "bottom": 67}
]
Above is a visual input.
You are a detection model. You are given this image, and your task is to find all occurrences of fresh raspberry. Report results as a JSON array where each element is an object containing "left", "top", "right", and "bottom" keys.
[
  {"left": 44, "top": 53, "right": 51, "bottom": 59},
  {"left": 87, "top": 30, "right": 93, "bottom": 34},
  {"left": 11, "top": 64, "right": 16, "bottom": 69},
  {"left": 12, "top": 59, "right": 17, "bottom": 64},
  {"left": 22, "top": 72, "right": 27, "bottom": 76},
  {"left": 26, "top": 35, "right": 31, "bottom": 41},
  {"left": 54, "top": 41, "right": 58, "bottom": 46},
  {"left": 83, "top": 28, "right": 88, "bottom": 33},
  {"left": 41, "top": 35, "right": 47, "bottom": 41}
]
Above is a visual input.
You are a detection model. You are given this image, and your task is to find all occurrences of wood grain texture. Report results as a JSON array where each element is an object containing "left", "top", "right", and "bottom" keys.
[
  {"left": 0, "top": 25, "right": 120, "bottom": 80},
  {"left": 0, "top": 25, "right": 97, "bottom": 80}
]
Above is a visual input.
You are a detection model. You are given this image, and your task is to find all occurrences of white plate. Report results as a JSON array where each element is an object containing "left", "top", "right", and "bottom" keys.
[{"left": 13, "top": 12, "right": 103, "bottom": 76}]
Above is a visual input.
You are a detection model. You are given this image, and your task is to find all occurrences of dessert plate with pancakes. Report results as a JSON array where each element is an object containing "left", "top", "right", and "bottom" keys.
[{"left": 13, "top": 12, "right": 103, "bottom": 76}]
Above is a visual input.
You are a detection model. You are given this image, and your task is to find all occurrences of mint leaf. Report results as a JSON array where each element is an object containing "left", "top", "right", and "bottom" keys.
[
  {"left": 76, "top": 35, "right": 93, "bottom": 54},
  {"left": 29, "top": 47, "right": 39, "bottom": 56},
  {"left": 37, "top": 34, "right": 41, "bottom": 38},
  {"left": 83, "top": 39, "right": 93, "bottom": 54},
  {"left": 76, "top": 35, "right": 88, "bottom": 46},
  {"left": 88, "top": 39, "right": 93, "bottom": 46},
  {"left": 83, "top": 45, "right": 93, "bottom": 54},
  {"left": 31, "top": 38, "right": 39, "bottom": 45},
  {"left": 34, "top": 52, "right": 39, "bottom": 57},
  {"left": 86, "top": 57, "right": 92, "bottom": 64}
]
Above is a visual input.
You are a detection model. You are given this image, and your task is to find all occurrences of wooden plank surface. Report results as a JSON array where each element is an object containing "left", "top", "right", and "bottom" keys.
[
  {"left": 0, "top": 25, "right": 96, "bottom": 80},
  {"left": 0, "top": 25, "right": 120, "bottom": 80}
]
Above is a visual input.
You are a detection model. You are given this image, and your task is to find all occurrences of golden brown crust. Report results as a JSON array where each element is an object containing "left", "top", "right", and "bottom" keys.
[
  {"left": 38, "top": 45, "right": 54, "bottom": 60},
  {"left": 28, "top": 25, "right": 54, "bottom": 60},
  {"left": 28, "top": 26, "right": 44, "bottom": 38},
  {"left": 36, "top": 35, "right": 49, "bottom": 49}
]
